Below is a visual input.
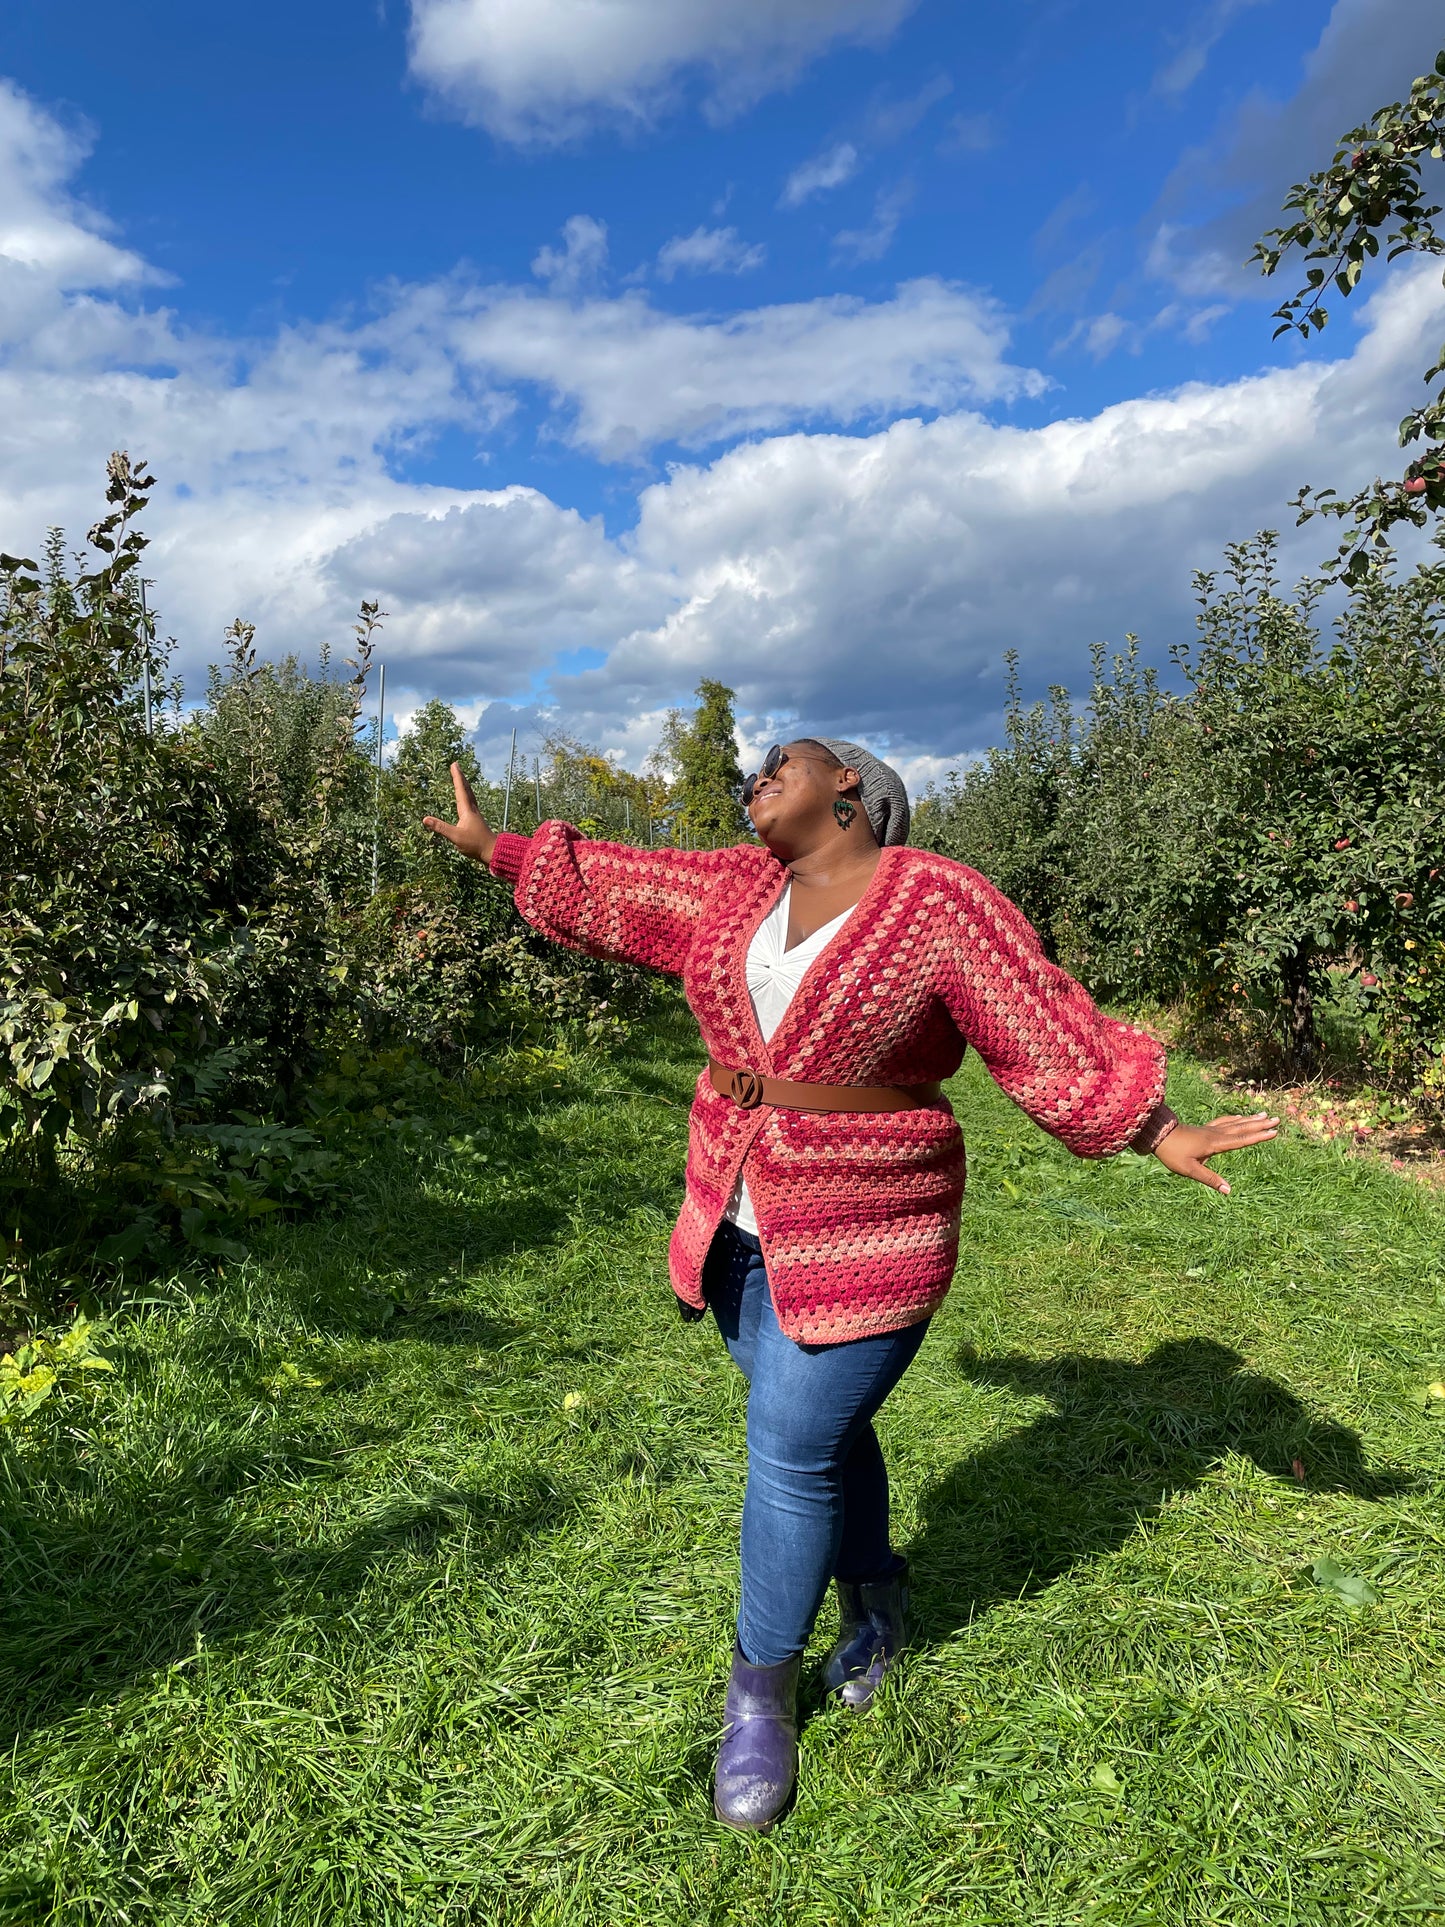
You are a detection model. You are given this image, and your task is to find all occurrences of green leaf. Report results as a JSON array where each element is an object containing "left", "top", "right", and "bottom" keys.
[{"left": 1310, "top": 1556, "right": 1381, "bottom": 1607}]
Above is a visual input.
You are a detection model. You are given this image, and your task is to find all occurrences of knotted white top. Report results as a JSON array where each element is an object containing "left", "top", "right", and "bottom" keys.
[{"left": 725, "top": 883, "right": 854, "bottom": 1236}]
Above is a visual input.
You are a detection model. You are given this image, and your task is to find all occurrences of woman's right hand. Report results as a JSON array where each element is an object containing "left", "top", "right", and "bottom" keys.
[{"left": 423, "top": 762, "right": 498, "bottom": 866}]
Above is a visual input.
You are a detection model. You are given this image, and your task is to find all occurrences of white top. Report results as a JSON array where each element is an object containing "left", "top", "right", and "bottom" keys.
[{"left": 726, "top": 883, "right": 855, "bottom": 1236}]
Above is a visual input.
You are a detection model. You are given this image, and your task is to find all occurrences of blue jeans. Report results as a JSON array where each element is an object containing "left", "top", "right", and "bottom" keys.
[{"left": 703, "top": 1220, "right": 930, "bottom": 1667}]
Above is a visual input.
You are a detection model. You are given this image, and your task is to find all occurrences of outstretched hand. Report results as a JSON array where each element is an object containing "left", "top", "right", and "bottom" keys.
[
  {"left": 1154, "top": 1111, "right": 1279, "bottom": 1194},
  {"left": 422, "top": 762, "right": 497, "bottom": 866}
]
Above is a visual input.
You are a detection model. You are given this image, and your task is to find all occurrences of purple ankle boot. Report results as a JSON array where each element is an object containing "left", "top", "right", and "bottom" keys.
[
  {"left": 821, "top": 1559, "right": 910, "bottom": 1710},
  {"left": 713, "top": 1643, "right": 801, "bottom": 1832}
]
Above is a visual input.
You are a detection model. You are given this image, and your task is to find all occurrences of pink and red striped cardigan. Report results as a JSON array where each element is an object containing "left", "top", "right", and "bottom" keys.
[{"left": 489, "top": 824, "right": 1169, "bottom": 1345}]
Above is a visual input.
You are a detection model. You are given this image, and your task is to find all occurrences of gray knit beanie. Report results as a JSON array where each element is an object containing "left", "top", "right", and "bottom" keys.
[{"left": 812, "top": 737, "right": 911, "bottom": 847}]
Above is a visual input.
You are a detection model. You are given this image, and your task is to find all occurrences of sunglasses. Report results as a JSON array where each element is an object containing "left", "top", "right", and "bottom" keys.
[{"left": 742, "top": 744, "right": 836, "bottom": 807}]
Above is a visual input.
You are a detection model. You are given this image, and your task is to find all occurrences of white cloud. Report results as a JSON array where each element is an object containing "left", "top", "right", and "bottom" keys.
[
  {"left": 450, "top": 270, "right": 1046, "bottom": 457},
  {"left": 777, "top": 79, "right": 947, "bottom": 229},
  {"left": 780, "top": 140, "right": 860, "bottom": 208},
  {"left": 407, "top": 0, "right": 918, "bottom": 144},
  {"left": 1057, "top": 302, "right": 1232, "bottom": 362},
  {"left": 574, "top": 262, "right": 1445, "bottom": 758},
  {"left": 833, "top": 182, "right": 912, "bottom": 264},
  {"left": 5, "top": 72, "right": 1444, "bottom": 781},
  {"left": 1075, "top": 312, "right": 1131, "bottom": 361},
  {"left": 0, "top": 78, "right": 157, "bottom": 348},
  {"left": 323, "top": 491, "right": 672, "bottom": 684},
  {"left": 531, "top": 213, "right": 609, "bottom": 292},
  {"left": 303, "top": 252, "right": 1439, "bottom": 764},
  {"left": 655, "top": 225, "right": 766, "bottom": 280},
  {"left": 0, "top": 84, "right": 1039, "bottom": 709}
]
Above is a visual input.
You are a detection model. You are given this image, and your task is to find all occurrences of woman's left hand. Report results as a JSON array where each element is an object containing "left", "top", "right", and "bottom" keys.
[{"left": 1153, "top": 1112, "right": 1279, "bottom": 1193}]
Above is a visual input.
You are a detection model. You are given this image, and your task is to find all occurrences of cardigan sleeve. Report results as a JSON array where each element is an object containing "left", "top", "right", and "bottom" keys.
[
  {"left": 938, "top": 863, "right": 1169, "bottom": 1158},
  {"left": 489, "top": 822, "right": 759, "bottom": 976}
]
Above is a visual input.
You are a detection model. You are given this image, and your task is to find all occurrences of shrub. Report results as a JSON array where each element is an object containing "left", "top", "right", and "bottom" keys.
[
  {"left": 1, "top": 457, "right": 668, "bottom": 1309},
  {"left": 0, "top": 459, "right": 323, "bottom": 1153},
  {"left": 921, "top": 534, "right": 1445, "bottom": 1094},
  {"left": 0, "top": 1314, "right": 114, "bottom": 1439}
]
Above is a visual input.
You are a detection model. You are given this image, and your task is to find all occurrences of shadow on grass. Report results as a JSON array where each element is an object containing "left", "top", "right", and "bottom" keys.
[
  {"left": 227, "top": 1001, "right": 700, "bottom": 1345},
  {"left": 0, "top": 1432, "right": 572, "bottom": 1749},
  {"left": 908, "top": 1336, "right": 1410, "bottom": 1643},
  {"left": 0, "top": 1012, "right": 707, "bottom": 1750}
]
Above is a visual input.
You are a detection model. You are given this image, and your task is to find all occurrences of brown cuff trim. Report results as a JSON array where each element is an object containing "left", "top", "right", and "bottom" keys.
[
  {"left": 1128, "top": 1101, "right": 1179, "bottom": 1155},
  {"left": 488, "top": 831, "right": 532, "bottom": 883}
]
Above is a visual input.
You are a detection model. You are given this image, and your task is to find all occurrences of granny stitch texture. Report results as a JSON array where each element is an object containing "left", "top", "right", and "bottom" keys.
[{"left": 490, "top": 826, "right": 1167, "bottom": 1344}]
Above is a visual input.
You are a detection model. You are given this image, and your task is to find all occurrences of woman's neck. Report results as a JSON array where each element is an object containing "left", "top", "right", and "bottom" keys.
[{"left": 777, "top": 830, "right": 882, "bottom": 889}]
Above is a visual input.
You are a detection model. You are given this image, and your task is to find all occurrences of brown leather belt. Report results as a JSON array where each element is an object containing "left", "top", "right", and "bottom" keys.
[{"left": 708, "top": 1056, "right": 943, "bottom": 1113}]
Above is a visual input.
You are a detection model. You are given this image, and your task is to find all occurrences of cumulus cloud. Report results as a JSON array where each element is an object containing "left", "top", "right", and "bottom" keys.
[
  {"left": 407, "top": 0, "right": 918, "bottom": 144},
  {"left": 780, "top": 140, "right": 860, "bottom": 207},
  {"left": 452, "top": 272, "right": 1044, "bottom": 456},
  {"left": 5, "top": 70, "right": 1443, "bottom": 781},
  {"left": 655, "top": 224, "right": 766, "bottom": 280},
  {"left": 582, "top": 264, "right": 1444, "bottom": 760},
  {"left": 261, "top": 261, "right": 1439, "bottom": 769},
  {"left": 323, "top": 491, "right": 673, "bottom": 687},
  {"left": 0, "top": 77, "right": 157, "bottom": 349}
]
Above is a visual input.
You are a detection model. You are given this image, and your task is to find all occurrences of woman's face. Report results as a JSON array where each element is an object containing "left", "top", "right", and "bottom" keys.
[{"left": 745, "top": 741, "right": 849, "bottom": 844}]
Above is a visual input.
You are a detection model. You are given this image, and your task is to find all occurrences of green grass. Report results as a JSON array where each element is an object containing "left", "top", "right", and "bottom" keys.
[{"left": 3, "top": 1001, "right": 1445, "bottom": 1925}]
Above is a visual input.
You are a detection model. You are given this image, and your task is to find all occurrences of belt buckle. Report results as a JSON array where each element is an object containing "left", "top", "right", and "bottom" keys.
[{"left": 728, "top": 1068, "right": 765, "bottom": 1109}]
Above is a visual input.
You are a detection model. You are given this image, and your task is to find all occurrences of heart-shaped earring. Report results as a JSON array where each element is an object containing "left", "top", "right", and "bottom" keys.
[{"left": 832, "top": 798, "right": 858, "bottom": 829}]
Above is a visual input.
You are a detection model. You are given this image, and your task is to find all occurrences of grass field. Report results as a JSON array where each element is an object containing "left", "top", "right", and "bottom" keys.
[{"left": 3, "top": 1002, "right": 1445, "bottom": 1925}]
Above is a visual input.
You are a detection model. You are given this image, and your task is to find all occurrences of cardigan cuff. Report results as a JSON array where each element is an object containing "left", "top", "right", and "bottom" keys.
[
  {"left": 488, "top": 831, "right": 532, "bottom": 884},
  {"left": 1128, "top": 1101, "right": 1179, "bottom": 1156}
]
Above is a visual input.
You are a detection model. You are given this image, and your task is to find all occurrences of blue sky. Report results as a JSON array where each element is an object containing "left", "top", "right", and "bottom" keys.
[{"left": 3, "top": 0, "right": 1442, "bottom": 783}]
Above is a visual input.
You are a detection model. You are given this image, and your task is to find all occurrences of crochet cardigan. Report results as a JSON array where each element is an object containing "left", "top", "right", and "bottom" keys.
[{"left": 489, "top": 825, "right": 1170, "bottom": 1344}]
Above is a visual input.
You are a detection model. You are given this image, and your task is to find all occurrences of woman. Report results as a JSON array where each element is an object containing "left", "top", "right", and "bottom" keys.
[{"left": 424, "top": 738, "right": 1277, "bottom": 1832}]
